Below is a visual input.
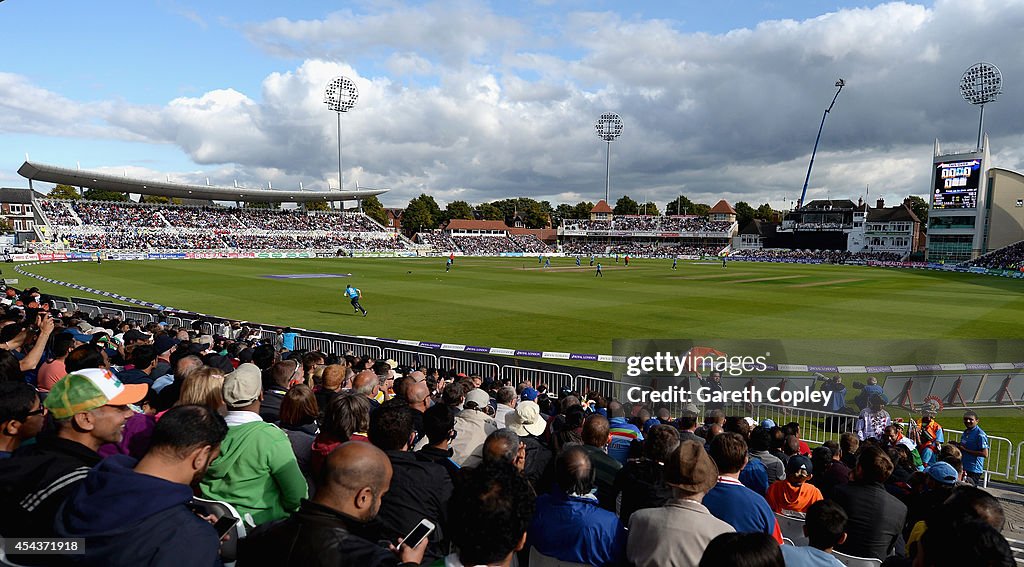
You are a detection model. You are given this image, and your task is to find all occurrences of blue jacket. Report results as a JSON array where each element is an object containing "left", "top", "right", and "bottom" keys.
[
  {"left": 54, "top": 454, "right": 223, "bottom": 567},
  {"left": 528, "top": 493, "right": 627, "bottom": 566},
  {"left": 703, "top": 477, "right": 782, "bottom": 543},
  {"left": 739, "top": 456, "right": 769, "bottom": 495}
]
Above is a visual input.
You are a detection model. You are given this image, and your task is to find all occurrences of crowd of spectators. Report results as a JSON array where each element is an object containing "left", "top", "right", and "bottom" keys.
[
  {"left": 734, "top": 248, "right": 906, "bottom": 263},
  {"left": 36, "top": 199, "right": 412, "bottom": 252},
  {"left": 40, "top": 199, "right": 387, "bottom": 233},
  {"left": 72, "top": 201, "right": 166, "bottom": 228},
  {"left": 606, "top": 243, "right": 724, "bottom": 258},
  {"left": 508, "top": 233, "right": 551, "bottom": 254},
  {"left": 561, "top": 216, "right": 734, "bottom": 233},
  {"left": 61, "top": 229, "right": 228, "bottom": 250},
  {"left": 414, "top": 232, "right": 553, "bottom": 255},
  {"left": 966, "top": 240, "right": 1024, "bottom": 270},
  {"left": 0, "top": 288, "right": 1015, "bottom": 566},
  {"left": 560, "top": 241, "right": 611, "bottom": 256},
  {"left": 415, "top": 231, "right": 459, "bottom": 251},
  {"left": 38, "top": 200, "right": 78, "bottom": 226}
]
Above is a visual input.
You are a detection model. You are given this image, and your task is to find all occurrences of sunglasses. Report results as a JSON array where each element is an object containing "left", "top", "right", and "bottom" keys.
[{"left": 20, "top": 406, "right": 47, "bottom": 419}]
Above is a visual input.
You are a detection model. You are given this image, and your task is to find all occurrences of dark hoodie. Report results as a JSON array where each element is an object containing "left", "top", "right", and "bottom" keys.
[{"left": 53, "top": 454, "right": 223, "bottom": 567}]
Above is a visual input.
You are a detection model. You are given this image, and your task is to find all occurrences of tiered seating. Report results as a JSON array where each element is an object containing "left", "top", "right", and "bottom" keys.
[
  {"left": 966, "top": 240, "right": 1024, "bottom": 269},
  {"left": 35, "top": 198, "right": 401, "bottom": 252},
  {"left": 561, "top": 216, "right": 733, "bottom": 233},
  {"left": 733, "top": 249, "right": 904, "bottom": 263}
]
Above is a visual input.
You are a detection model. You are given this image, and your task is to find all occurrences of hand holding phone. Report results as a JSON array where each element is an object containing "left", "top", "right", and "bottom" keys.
[
  {"left": 213, "top": 515, "right": 236, "bottom": 540},
  {"left": 389, "top": 519, "right": 433, "bottom": 565}
]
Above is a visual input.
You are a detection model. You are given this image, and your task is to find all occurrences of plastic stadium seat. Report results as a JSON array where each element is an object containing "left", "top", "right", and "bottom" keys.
[
  {"left": 190, "top": 497, "right": 246, "bottom": 564},
  {"left": 528, "top": 547, "right": 591, "bottom": 567},
  {"left": 775, "top": 512, "right": 809, "bottom": 547},
  {"left": 832, "top": 551, "right": 883, "bottom": 566}
]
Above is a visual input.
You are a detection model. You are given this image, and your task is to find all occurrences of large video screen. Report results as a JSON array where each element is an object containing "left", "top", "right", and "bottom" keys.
[{"left": 933, "top": 159, "right": 981, "bottom": 209}]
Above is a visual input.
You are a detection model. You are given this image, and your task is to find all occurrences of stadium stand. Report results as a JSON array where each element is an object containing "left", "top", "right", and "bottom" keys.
[
  {"left": 965, "top": 240, "right": 1024, "bottom": 270},
  {"left": 35, "top": 198, "right": 410, "bottom": 252}
]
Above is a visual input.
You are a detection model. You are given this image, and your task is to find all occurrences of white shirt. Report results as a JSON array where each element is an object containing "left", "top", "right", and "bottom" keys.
[{"left": 225, "top": 410, "right": 263, "bottom": 427}]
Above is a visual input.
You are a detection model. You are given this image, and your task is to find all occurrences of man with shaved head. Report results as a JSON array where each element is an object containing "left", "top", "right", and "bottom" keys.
[
  {"left": 528, "top": 446, "right": 627, "bottom": 565},
  {"left": 403, "top": 377, "right": 431, "bottom": 448},
  {"left": 352, "top": 369, "right": 382, "bottom": 411},
  {"left": 239, "top": 441, "right": 427, "bottom": 566}
]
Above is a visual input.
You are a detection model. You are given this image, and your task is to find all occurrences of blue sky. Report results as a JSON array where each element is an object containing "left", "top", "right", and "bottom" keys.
[{"left": 7, "top": 0, "right": 1023, "bottom": 210}]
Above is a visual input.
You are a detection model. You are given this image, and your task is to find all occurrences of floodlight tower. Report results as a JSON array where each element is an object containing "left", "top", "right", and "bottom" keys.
[
  {"left": 324, "top": 76, "right": 359, "bottom": 197},
  {"left": 595, "top": 112, "right": 623, "bottom": 204},
  {"left": 798, "top": 79, "right": 845, "bottom": 209},
  {"left": 960, "top": 62, "right": 1003, "bottom": 150}
]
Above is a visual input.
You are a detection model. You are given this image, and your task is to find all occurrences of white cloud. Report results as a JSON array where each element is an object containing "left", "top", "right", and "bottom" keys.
[{"left": 7, "top": 0, "right": 1024, "bottom": 211}]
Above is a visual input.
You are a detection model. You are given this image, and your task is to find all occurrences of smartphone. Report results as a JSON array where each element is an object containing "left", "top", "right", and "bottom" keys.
[
  {"left": 400, "top": 519, "right": 435, "bottom": 549},
  {"left": 213, "top": 515, "right": 237, "bottom": 538}
]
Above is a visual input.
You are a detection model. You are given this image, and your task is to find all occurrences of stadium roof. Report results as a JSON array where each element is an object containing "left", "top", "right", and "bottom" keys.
[
  {"left": 17, "top": 161, "right": 387, "bottom": 203},
  {"left": 867, "top": 203, "right": 920, "bottom": 223},
  {"left": 709, "top": 199, "right": 736, "bottom": 214}
]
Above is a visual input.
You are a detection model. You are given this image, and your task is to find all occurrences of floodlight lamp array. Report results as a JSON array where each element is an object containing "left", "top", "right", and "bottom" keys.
[
  {"left": 960, "top": 62, "right": 1002, "bottom": 105},
  {"left": 595, "top": 112, "right": 623, "bottom": 142},
  {"left": 324, "top": 76, "right": 359, "bottom": 112}
]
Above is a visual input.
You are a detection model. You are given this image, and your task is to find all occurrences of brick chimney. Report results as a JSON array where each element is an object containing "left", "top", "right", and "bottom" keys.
[{"left": 876, "top": 198, "right": 885, "bottom": 209}]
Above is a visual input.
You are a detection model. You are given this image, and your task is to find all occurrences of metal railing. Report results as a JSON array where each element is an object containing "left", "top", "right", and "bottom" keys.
[
  {"left": 728, "top": 403, "right": 858, "bottom": 447},
  {"left": 333, "top": 341, "right": 383, "bottom": 361},
  {"left": 1016, "top": 441, "right": 1024, "bottom": 483},
  {"left": 382, "top": 347, "right": 438, "bottom": 370},
  {"left": 502, "top": 367, "right": 574, "bottom": 394},
  {"left": 440, "top": 356, "right": 500, "bottom": 380},
  {"left": 294, "top": 335, "right": 333, "bottom": 355},
  {"left": 943, "top": 427, "right": 1014, "bottom": 487}
]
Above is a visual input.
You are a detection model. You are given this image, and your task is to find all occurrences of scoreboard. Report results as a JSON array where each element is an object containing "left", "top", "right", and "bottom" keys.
[{"left": 933, "top": 159, "right": 981, "bottom": 209}]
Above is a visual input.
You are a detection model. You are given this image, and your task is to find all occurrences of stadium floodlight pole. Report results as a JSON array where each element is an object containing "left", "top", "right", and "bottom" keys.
[
  {"left": 595, "top": 112, "right": 623, "bottom": 204},
  {"left": 960, "top": 62, "right": 1003, "bottom": 150},
  {"left": 324, "top": 76, "right": 359, "bottom": 196},
  {"left": 798, "top": 79, "right": 845, "bottom": 209}
]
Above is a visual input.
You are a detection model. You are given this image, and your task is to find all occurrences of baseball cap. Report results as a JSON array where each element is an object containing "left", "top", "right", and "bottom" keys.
[
  {"left": 506, "top": 400, "right": 547, "bottom": 437},
  {"left": 679, "top": 402, "right": 700, "bottom": 417},
  {"left": 44, "top": 368, "right": 147, "bottom": 420},
  {"left": 665, "top": 440, "right": 719, "bottom": 494},
  {"left": 927, "top": 461, "right": 958, "bottom": 485},
  {"left": 786, "top": 455, "right": 814, "bottom": 476},
  {"left": 152, "top": 334, "right": 181, "bottom": 355},
  {"left": 464, "top": 388, "right": 490, "bottom": 409},
  {"left": 760, "top": 418, "right": 777, "bottom": 429},
  {"left": 223, "top": 363, "right": 263, "bottom": 407},
  {"left": 123, "top": 329, "right": 152, "bottom": 343},
  {"left": 520, "top": 387, "right": 539, "bottom": 402},
  {"left": 384, "top": 359, "right": 399, "bottom": 369},
  {"left": 61, "top": 328, "right": 93, "bottom": 343}
]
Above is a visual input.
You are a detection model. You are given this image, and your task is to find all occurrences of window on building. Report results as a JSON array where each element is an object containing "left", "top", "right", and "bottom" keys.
[{"left": 929, "top": 216, "right": 975, "bottom": 229}]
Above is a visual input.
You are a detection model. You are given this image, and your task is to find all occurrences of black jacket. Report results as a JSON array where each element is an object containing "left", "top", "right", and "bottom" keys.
[
  {"left": 612, "top": 458, "right": 673, "bottom": 524},
  {"left": 259, "top": 388, "right": 287, "bottom": 423},
  {"left": 239, "top": 500, "right": 407, "bottom": 567},
  {"left": 415, "top": 445, "right": 462, "bottom": 486},
  {"left": 833, "top": 481, "right": 908, "bottom": 560},
  {"left": 377, "top": 450, "right": 453, "bottom": 563},
  {"left": 0, "top": 435, "right": 101, "bottom": 540},
  {"left": 520, "top": 434, "right": 553, "bottom": 492},
  {"left": 53, "top": 454, "right": 222, "bottom": 567}
]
